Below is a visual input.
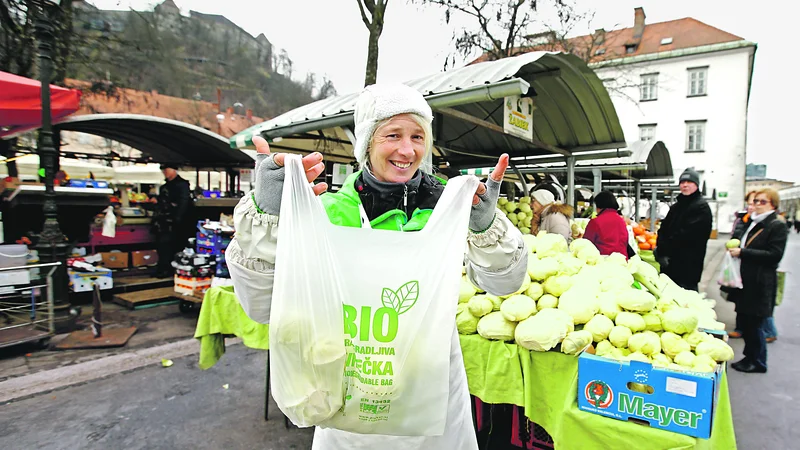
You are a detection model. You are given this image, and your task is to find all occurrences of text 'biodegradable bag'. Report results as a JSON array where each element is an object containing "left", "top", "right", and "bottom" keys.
[{"left": 269, "top": 155, "right": 478, "bottom": 436}]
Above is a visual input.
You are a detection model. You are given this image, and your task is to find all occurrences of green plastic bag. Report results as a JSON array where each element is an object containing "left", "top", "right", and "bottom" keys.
[{"left": 776, "top": 270, "right": 786, "bottom": 306}]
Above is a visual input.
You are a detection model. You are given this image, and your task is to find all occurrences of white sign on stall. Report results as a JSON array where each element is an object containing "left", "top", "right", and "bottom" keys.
[
  {"left": 503, "top": 95, "right": 534, "bottom": 141},
  {"left": 332, "top": 163, "right": 354, "bottom": 186}
]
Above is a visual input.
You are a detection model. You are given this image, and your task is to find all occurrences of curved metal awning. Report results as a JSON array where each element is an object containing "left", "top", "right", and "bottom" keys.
[
  {"left": 53, "top": 114, "right": 254, "bottom": 169},
  {"left": 230, "top": 52, "right": 626, "bottom": 167}
]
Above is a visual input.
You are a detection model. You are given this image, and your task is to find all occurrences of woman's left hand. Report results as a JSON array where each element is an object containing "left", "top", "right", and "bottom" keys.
[
  {"left": 729, "top": 248, "right": 742, "bottom": 258},
  {"left": 469, "top": 154, "right": 509, "bottom": 232}
]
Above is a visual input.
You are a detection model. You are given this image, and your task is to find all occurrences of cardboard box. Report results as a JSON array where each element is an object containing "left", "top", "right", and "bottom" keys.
[
  {"left": 174, "top": 275, "right": 212, "bottom": 296},
  {"left": 68, "top": 268, "right": 113, "bottom": 293},
  {"left": 577, "top": 353, "right": 722, "bottom": 439},
  {"left": 131, "top": 250, "right": 158, "bottom": 267},
  {"left": 101, "top": 252, "right": 129, "bottom": 269},
  {"left": 0, "top": 270, "right": 31, "bottom": 287}
]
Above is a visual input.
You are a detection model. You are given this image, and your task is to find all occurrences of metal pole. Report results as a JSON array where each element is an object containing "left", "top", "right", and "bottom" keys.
[
  {"left": 512, "top": 166, "right": 528, "bottom": 197},
  {"left": 650, "top": 188, "right": 658, "bottom": 232},
  {"left": 567, "top": 156, "right": 576, "bottom": 206},
  {"left": 592, "top": 169, "right": 602, "bottom": 196},
  {"left": 635, "top": 180, "right": 641, "bottom": 221}
]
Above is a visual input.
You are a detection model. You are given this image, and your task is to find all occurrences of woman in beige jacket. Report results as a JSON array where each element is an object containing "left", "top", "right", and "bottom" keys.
[{"left": 530, "top": 189, "right": 574, "bottom": 243}]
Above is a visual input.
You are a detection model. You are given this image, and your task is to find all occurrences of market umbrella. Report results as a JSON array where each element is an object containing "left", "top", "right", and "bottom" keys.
[{"left": 0, "top": 71, "right": 82, "bottom": 138}]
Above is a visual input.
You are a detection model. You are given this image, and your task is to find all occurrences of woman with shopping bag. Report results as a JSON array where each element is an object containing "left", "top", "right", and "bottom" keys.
[
  {"left": 727, "top": 189, "right": 788, "bottom": 373},
  {"left": 227, "top": 83, "right": 527, "bottom": 449}
]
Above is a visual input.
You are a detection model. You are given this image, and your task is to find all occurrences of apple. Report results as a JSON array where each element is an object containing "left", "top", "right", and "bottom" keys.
[{"left": 726, "top": 239, "right": 741, "bottom": 249}]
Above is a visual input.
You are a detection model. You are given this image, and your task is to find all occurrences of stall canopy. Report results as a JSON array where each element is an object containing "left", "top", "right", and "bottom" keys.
[
  {"left": 52, "top": 114, "right": 254, "bottom": 169},
  {"left": 0, "top": 71, "right": 81, "bottom": 138},
  {"left": 230, "top": 52, "right": 626, "bottom": 169}
]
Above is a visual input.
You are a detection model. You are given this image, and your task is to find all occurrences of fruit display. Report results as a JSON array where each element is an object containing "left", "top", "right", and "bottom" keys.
[
  {"left": 458, "top": 232, "right": 733, "bottom": 373},
  {"left": 632, "top": 223, "right": 658, "bottom": 251},
  {"left": 497, "top": 196, "right": 534, "bottom": 235}
]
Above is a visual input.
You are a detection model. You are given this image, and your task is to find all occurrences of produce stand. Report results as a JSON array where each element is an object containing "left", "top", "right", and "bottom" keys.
[{"left": 194, "top": 286, "right": 736, "bottom": 449}]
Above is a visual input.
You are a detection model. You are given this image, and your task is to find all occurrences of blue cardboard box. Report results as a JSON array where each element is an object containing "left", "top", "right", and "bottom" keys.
[{"left": 577, "top": 353, "right": 722, "bottom": 439}]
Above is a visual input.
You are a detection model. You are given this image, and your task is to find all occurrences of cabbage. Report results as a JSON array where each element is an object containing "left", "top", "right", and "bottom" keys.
[
  {"left": 525, "top": 282, "right": 544, "bottom": 301},
  {"left": 674, "top": 351, "right": 697, "bottom": 367},
  {"left": 692, "top": 360, "right": 718, "bottom": 373},
  {"left": 661, "top": 308, "right": 699, "bottom": 334},
  {"left": 505, "top": 202, "right": 518, "bottom": 213},
  {"left": 498, "top": 197, "right": 508, "bottom": 206},
  {"left": 584, "top": 314, "right": 615, "bottom": 342},
  {"left": 628, "top": 332, "right": 661, "bottom": 355},
  {"left": 595, "top": 340, "right": 614, "bottom": 356},
  {"left": 508, "top": 214, "right": 519, "bottom": 225},
  {"left": 561, "top": 330, "right": 594, "bottom": 355},
  {"left": 528, "top": 256, "right": 560, "bottom": 281},
  {"left": 576, "top": 246, "right": 602, "bottom": 265},
  {"left": 305, "top": 338, "right": 347, "bottom": 366},
  {"left": 519, "top": 227, "right": 531, "bottom": 234},
  {"left": 535, "top": 308, "right": 575, "bottom": 333},
  {"left": 500, "top": 295, "right": 538, "bottom": 322},
  {"left": 651, "top": 353, "right": 672, "bottom": 367},
  {"left": 558, "top": 286, "right": 599, "bottom": 324},
  {"left": 627, "top": 352, "right": 651, "bottom": 363},
  {"left": 693, "top": 354, "right": 717, "bottom": 371},
  {"left": 520, "top": 196, "right": 531, "bottom": 204},
  {"left": 515, "top": 314, "right": 567, "bottom": 351},
  {"left": 519, "top": 203, "right": 532, "bottom": 213},
  {"left": 486, "top": 295, "right": 503, "bottom": 311},
  {"left": 695, "top": 339, "right": 735, "bottom": 362},
  {"left": 456, "top": 302, "right": 467, "bottom": 315},
  {"left": 522, "top": 235, "right": 537, "bottom": 253},
  {"left": 558, "top": 256, "right": 585, "bottom": 276},
  {"left": 615, "top": 312, "right": 646, "bottom": 332},
  {"left": 459, "top": 277, "right": 477, "bottom": 303},
  {"left": 517, "top": 211, "right": 528, "bottom": 221},
  {"left": 544, "top": 275, "right": 573, "bottom": 297},
  {"left": 456, "top": 309, "right": 479, "bottom": 334},
  {"left": 467, "top": 296, "right": 494, "bottom": 318},
  {"left": 683, "top": 330, "right": 709, "bottom": 349},
  {"left": 569, "top": 238, "right": 595, "bottom": 255},
  {"left": 605, "top": 253, "right": 628, "bottom": 266},
  {"left": 660, "top": 332, "right": 691, "bottom": 358},
  {"left": 477, "top": 311, "right": 517, "bottom": 341},
  {"left": 600, "top": 277, "right": 633, "bottom": 293},
  {"left": 598, "top": 292, "right": 622, "bottom": 320},
  {"left": 608, "top": 326, "right": 632, "bottom": 348},
  {"left": 535, "top": 233, "right": 569, "bottom": 257},
  {"left": 537, "top": 294, "right": 559, "bottom": 309},
  {"left": 617, "top": 288, "right": 657, "bottom": 312},
  {"left": 642, "top": 313, "right": 663, "bottom": 332}
]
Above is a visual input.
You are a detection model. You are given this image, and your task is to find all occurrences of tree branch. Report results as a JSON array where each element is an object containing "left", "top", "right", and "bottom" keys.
[{"left": 356, "top": 0, "right": 372, "bottom": 28}]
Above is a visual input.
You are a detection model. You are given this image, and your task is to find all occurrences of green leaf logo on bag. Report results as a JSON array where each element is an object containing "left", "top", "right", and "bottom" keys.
[
  {"left": 343, "top": 281, "right": 419, "bottom": 343},
  {"left": 381, "top": 280, "right": 419, "bottom": 315}
]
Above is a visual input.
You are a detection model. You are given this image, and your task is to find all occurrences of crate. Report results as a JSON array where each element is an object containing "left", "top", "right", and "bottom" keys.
[
  {"left": 68, "top": 268, "right": 113, "bottom": 293},
  {"left": 174, "top": 275, "right": 212, "bottom": 296},
  {"left": 131, "top": 250, "right": 158, "bottom": 267},
  {"left": 577, "top": 353, "right": 722, "bottom": 439},
  {"left": 101, "top": 252, "right": 129, "bottom": 269},
  {"left": 196, "top": 233, "right": 231, "bottom": 256}
]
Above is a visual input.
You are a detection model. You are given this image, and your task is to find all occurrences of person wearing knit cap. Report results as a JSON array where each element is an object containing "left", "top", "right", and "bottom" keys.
[
  {"left": 153, "top": 163, "right": 191, "bottom": 278},
  {"left": 583, "top": 190, "right": 630, "bottom": 258},
  {"left": 227, "top": 83, "right": 528, "bottom": 450},
  {"left": 654, "top": 167, "right": 713, "bottom": 291},
  {"left": 531, "top": 188, "right": 574, "bottom": 243}
]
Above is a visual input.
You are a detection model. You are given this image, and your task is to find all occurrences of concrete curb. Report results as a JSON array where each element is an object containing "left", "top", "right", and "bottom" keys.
[{"left": 0, "top": 337, "right": 241, "bottom": 404}]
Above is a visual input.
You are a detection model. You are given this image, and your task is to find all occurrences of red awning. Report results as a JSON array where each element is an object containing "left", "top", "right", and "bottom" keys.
[{"left": 0, "top": 71, "right": 82, "bottom": 138}]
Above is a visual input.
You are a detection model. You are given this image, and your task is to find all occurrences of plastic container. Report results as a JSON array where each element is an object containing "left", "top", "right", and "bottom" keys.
[{"left": 0, "top": 244, "right": 29, "bottom": 269}]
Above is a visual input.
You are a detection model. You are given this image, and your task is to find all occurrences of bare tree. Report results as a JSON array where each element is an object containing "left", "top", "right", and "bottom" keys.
[{"left": 356, "top": 0, "right": 389, "bottom": 86}]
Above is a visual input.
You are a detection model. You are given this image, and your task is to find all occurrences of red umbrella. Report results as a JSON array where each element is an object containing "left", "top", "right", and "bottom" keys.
[{"left": 0, "top": 70, "right": 82, "bottom": 138}]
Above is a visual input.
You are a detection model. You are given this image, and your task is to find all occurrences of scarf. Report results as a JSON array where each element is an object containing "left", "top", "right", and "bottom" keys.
[{"left": 741, "top": 210, "right": 774, "bottom": 248}]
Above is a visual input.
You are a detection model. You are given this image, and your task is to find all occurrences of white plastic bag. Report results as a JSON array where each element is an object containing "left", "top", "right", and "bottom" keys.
[
  {"left": 270, "top": 155, "right": 478, "bottom": 436},
  {"left": 101, "top": 206, "right": 116, "bottom": 238},
  {"left": 717, "top": 252, "right": 743, "bottom": 289}
]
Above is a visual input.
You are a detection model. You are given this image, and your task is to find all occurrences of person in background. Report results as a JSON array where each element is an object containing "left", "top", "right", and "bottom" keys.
[
  {"left": 530, "top": 189, "right": 573, "bottom": 243},
  {"left": 654, "top": 168, "right": 712, "bottom": 291},
  {"left": 727, "top": 191, "right": 756, "bottom": 338},
  {"left": 728, "top": 189, "right": 788, "bottom": 373},
  {"left": 794, "top": 209, "right": 800, "bottom": 233},
  {"left": 583, "top": 190, "right": 629, "bottom": 258},
  {"left": 153, "top": 164, "right": 191, "bottom": 278}
]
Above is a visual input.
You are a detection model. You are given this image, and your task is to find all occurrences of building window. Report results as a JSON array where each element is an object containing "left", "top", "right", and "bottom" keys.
[
  {"left": 640, "top": 74, "right": 658, "bottom": 101},
  {"left": 688, "top": 67, "right": 708, "bottom": 96},
  {"left": 639, "top": 124, "right": 656, "bottom": 141},
  {"left": 625, "top": 44, "right": 637, "bottom": 54},
  {"left": 686, "top": 121, "right": 706, "bottom": 152}
]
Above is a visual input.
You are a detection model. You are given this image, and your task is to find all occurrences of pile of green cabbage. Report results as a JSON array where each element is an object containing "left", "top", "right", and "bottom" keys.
[{"left": 457, "top": 232, "right": 734, "bottom": 372}]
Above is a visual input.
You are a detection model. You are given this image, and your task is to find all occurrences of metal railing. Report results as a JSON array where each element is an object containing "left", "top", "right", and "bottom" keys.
[{"left": 0, "top": 262, "right": 61, "bottom": 340}]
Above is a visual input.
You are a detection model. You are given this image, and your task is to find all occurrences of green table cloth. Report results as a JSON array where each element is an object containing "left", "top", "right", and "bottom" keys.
[
  {"left": 193, "top": 288, "right": 736, "bottom": 449},
  {"left": 461, "top": 335, "right": 737, "bottom": 450},
  {"left": 194, "top": 286, "right": 269, "bottom": 369}
]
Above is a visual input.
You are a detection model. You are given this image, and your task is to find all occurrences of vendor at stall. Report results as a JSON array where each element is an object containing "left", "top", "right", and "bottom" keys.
[
  {"left": 583, "top": 190, "right": 631, "bottom": 258},
  {"left": 153, "top": 164, "right": 191, "bottom": 278}
]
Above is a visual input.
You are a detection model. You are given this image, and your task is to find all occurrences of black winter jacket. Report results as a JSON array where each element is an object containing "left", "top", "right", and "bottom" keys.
[
  {"left": 654, "top": 191, "right": 713, "bottom": 289},
  {"left": 729, "top": 212, "right": 789, "bottom": 317}
]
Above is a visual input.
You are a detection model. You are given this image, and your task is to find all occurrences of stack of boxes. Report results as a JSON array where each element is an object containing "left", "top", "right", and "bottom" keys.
[
  {"left": 195, "top": 220, "right": 232, "bottom": 279},
  {"left": 171, "top": 220, "right": 233, "bottom": 296}
]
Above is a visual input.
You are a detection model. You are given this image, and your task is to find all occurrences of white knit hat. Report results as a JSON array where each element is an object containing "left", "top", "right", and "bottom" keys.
[
  {"left": 532, "top": 189, "right": 555, "bottom": 206},
  {"left": 353, "top": 83, "right": 434, "bottom": 172}
]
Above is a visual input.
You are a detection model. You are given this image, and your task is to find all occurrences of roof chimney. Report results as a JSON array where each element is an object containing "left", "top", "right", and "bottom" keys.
[
  {"left": 594, "top": 28, "right": 605, "bottom": 44},
  {"left": 633, "top": 7, "right": 646, "bottom": 39}
]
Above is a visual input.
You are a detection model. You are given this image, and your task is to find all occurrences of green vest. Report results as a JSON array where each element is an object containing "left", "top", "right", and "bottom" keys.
[{"left": 320, "top": 171, "right": 437, "bottom": 232}]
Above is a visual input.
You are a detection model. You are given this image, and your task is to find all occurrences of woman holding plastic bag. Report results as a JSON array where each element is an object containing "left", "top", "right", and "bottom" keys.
[
  {"left": 227, "top": 83, "right": 527, "bottom": 449},
  {"left": 727, "top": 189, "right": 788, "bottom": 373}
]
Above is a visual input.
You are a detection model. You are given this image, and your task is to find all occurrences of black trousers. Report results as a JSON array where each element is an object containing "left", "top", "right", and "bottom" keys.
[
  {"left": 740, "top": 314, "right": 767, "bottom": 369},
  {"left": 156, "top": 232, "right": 179, "bottom": 276}
]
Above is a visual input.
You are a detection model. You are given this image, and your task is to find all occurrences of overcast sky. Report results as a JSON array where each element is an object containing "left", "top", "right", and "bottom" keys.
[{"left": 90, "top": 0, "right": 799, "bottom": 182}]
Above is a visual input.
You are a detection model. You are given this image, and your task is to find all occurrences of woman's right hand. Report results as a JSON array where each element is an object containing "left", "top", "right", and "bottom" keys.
[{"left": 252, "top": 135, "right": 328, "bottom": 215}]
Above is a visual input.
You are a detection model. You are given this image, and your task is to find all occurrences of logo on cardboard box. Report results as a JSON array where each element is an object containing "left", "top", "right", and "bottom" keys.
[{"left": 584, "top": 380, "right": 614, "bottom": 409}]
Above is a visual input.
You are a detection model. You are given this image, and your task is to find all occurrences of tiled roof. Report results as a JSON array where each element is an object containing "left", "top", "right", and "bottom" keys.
[
  {"left": 64, "top": 79, "right": 264, "bottom": 139},
  {"left": 473, "top": 17, "right": 745, "bottom": 64}
]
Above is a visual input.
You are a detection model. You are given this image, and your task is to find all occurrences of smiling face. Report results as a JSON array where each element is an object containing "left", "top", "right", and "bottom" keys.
[
  {"left": 368, "top": 114, "right": 426, "bottom": 183},
  {"left": 679, "top": 180, "right": 698, "bottom": 196}
]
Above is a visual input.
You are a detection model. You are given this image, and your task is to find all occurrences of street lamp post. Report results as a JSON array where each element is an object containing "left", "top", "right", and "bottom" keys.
[{"left": 34, "top": 0, "right": 69, "bottom": 306}]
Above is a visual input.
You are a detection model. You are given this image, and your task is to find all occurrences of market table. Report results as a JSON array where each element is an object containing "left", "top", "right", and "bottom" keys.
[{"left": 194, "top": 287, "right": 736, "bottom": 449}]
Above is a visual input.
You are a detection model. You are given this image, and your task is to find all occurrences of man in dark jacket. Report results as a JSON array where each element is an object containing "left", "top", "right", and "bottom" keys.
[
  {"left": 154, "top": 164, "right": 192, "bottom": 278},
  {"left": 654, "top": 168, "right": 713, "bottom": 291}
]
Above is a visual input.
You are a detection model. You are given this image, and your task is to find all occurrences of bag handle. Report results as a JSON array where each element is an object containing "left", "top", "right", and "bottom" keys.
[
  {"left": 279, "top": 155, "right": 331, "bottom": 224},
  {"left": 421, "top": 175, "right": 480, "bottom": 234},
  {"left": 745, "top": 229, "right": 764, "bottom": 248}
]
